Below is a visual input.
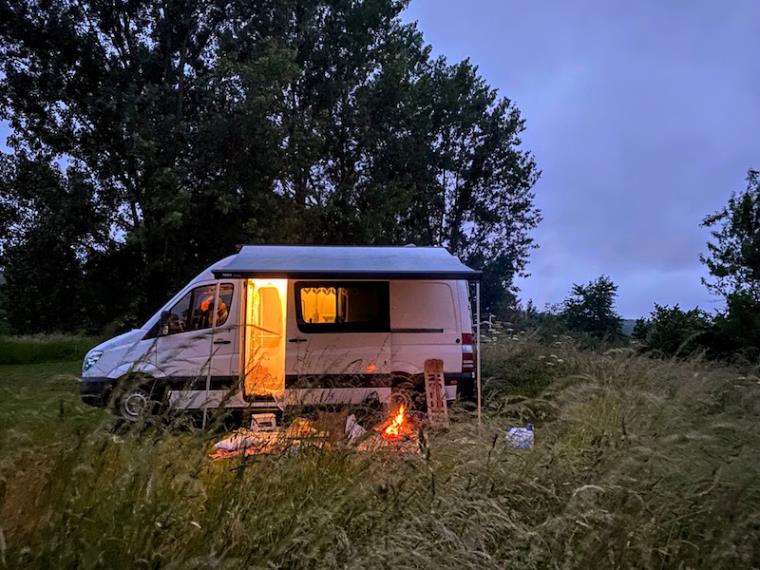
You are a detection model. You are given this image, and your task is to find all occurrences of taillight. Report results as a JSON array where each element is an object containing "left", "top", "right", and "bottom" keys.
[{"left": 461, "top": 333, "right": 475, "bottom": 373}]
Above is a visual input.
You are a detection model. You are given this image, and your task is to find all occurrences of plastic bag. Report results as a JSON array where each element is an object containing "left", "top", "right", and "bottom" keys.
[{"left": 506, "top": 424, "right": 534, "bottom": 449}]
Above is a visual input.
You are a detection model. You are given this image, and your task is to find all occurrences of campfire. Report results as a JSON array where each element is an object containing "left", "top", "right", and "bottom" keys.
[
  {"left": 350, "top": 402, "right": 419, "bottom": 453},
  {"left": 210, "top": 358, "right": 449, "bottom": 459},
  {"left": 211, "top": 401, "right": 424, "bottom": 460},
  {"left": 381, "top": 403, "right": 415, "bottom": 441}
]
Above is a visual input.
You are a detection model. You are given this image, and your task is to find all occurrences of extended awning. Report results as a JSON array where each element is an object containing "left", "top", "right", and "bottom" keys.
[{"left": 211, "top": 245, "right": 481, "bottom": 280}]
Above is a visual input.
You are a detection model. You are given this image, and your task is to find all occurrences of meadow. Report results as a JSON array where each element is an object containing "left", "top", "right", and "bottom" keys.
[{"left": 0, "top": 336, "right": 759, "bottom": 569}]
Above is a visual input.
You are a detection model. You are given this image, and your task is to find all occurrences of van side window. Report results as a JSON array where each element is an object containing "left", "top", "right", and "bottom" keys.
[
  {"left": 295, "top": 282, "right": 389, "bottom": 333},
  {"left": 164, "top": 283, "right": 234, "bottom": 335}
]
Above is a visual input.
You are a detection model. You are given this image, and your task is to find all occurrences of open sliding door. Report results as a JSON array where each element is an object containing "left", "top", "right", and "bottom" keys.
[{"left": 243, "top": 278, "right": 287, "bottom": 399}]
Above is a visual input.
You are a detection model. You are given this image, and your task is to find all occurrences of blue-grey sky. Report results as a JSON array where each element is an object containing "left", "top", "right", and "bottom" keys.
[
  {"left": 405, "top": 0, "right": 760, "bottom": 317},
  {"left": 2, "top": 2, "right": 758, "bottom": 317}
]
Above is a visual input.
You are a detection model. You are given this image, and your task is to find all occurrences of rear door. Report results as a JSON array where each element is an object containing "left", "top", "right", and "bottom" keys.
[
  {"left": 389, "top": 281, "right": 462, "bottom": 375},
  {"left": 285, "top": 281, "right": 392, "bottom": 389}
]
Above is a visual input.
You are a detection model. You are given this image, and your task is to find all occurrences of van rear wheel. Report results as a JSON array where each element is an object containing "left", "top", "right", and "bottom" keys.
[{"left": 390, "top": 373, "right": 426, "bottom": 412}]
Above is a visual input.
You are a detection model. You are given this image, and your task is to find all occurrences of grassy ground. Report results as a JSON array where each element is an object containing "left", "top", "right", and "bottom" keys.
[{"left": 1, "top": 338, "right": 759, "bottom": 568}]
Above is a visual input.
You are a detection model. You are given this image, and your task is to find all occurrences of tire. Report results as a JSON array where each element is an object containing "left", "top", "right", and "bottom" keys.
[
  {"left": 390, "top": 373, "right": 426, "bottom": 411},
  {"left": 113, "top": 377, "right": 165, "bottom": 422}
]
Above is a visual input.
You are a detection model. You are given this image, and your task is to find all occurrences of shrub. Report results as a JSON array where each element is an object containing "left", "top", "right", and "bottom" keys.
[
  {"left": 637, "top": 304, "right": 712, "bottom": 358},
  {"left": 707, "top": 291, "right": 760, "bottom": 361},
  {"left": 0, "top": 334, "right": 101, "bottom": 364},
  {"left": 481, "top": 334, "right": 577, "bottom": 401}
]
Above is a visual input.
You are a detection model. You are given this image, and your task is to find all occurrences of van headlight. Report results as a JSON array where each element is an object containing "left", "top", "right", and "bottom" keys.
[{"left": 83, "top": 351, "right": 104, "bottom": 373}]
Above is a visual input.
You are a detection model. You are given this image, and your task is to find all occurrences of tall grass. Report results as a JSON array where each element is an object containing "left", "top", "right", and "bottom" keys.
[
  {"left": 0, "top": 334, "right": 101, "bottom": 365},
  {"left": 1, "top": 338, "right": 759, "bottom": 568}
]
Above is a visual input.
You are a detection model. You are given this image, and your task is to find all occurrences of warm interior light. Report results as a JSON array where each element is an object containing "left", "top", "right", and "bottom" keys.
[
  {"left": 245, "top": 278, "right": 288, "bottom": 397},
  {"left": 300, "top": 286, "right": 337, "bottom": 323}
]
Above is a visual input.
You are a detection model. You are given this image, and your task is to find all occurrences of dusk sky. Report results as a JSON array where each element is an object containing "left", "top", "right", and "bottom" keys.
[
  {"left": 405, "top": 0, "right": 760, "bottom": 317},
  {"left": 2, "top": 2, "right": 758, "bottom": 318}
]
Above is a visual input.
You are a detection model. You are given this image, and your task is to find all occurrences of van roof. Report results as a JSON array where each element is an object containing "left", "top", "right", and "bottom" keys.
[{"left": 212, "top": 245, "right": 481, "bottom": 280}]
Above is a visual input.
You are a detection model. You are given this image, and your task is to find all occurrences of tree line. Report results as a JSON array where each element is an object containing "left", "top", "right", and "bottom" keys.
[
  {"left": 0, "top": 0, "right": 540, "bottom": 334},
  {"left": 1, "top": 0, "right": 757, "bottom": 363},
  {"left": 521, "top": 170, "right": 760, "bottom": 362}
]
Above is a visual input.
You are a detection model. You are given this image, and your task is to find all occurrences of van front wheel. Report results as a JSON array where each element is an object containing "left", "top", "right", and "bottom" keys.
[{"left": 113, "top": 378, "right": 165, "bottom": 422}]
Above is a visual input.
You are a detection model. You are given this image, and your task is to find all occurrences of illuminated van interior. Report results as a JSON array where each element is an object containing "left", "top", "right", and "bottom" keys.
[{"left": 244, "top": 278, "right": 287, "bottom": 398}]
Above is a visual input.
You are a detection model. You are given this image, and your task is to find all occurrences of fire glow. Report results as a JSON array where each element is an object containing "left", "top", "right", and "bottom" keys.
[{"left": 382, "top": 404, "right": 413, "bottom": 440}]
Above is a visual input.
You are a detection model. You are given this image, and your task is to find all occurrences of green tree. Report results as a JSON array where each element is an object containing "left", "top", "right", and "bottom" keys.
[
  {"left": 0, "top": 0, "right": 540, "bottom": 331},
  {"left": 561, "top": 276, "right": 623, "bottom": 341},
  {"left": 0, "top": 271, "right": 8, "bottom": 335},
  {"left": 631, "top": 318, "right": 650, "bottom": 342},
  {"left": 699, "top": 168, "right": 760, "bottom": 359},
  {"left": 636, "top": 304, "right": 712, "bottom": 358},
  {"left": 701, "top": 169, "right": 760, "bottom": 302},
  {"left": 709, "top": 291, "right": 760, "bottom": 360},
  {"left": 0, "top": 153, "right": 108, "bottom": 332}
]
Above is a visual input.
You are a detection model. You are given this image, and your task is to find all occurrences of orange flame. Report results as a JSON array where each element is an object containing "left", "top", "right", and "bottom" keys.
[{"left": 383, "top": 404, "right": 409, "bottom": 440}]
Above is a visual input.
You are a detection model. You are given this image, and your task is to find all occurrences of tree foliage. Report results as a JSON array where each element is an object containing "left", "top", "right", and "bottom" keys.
[
  {"left": 632, "top": 171, "right": 760, "bottom": 362},
  {"left": 705, "top": 291, "right": 760, "bottom": 360},
  {"left": 0, "top": 154, "right": 108, "bottom": 332},
  {"left": 634, "top": 304, "right": 712, "bottom": 358},
  {"left": 560, "top": 276, "right": 622, "bottom": 341},
  {"left": 0, "top": 0, "right": 540, "bottom": 333},
  {"left": 631, "top": 317, "right": 649, "bottom": 343},
  {"left": 695, "top": 168, "right": 760, "bottom": 360},
  {"left": 701, "top": 169, "right": 760, "bottom": 302}
]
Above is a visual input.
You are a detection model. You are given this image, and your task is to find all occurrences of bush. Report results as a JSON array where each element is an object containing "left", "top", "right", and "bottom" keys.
[
  {"left": 481, "top": 333, "right": 578, "bottom": 400},
  {"left": 707, "top": 291, "right": 760, "bottom": 361},
  {"left": 635, "top": 296, "right": 760, "bottom": 364},
  {"left": 637, "top": 304, "right": 712, "bottom": 358},
  {"left": 0, "top": 334, "right": 101, "bottom": 364}
]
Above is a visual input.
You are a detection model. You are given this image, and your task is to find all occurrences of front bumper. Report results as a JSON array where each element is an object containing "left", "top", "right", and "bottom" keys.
[{"left": 80, "top": 377, "right": 114, "bottom": 407}]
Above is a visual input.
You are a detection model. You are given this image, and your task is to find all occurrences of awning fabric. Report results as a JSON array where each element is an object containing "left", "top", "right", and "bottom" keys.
[{"left": 212, "top": 245, "right": 481, "bottom": 280}]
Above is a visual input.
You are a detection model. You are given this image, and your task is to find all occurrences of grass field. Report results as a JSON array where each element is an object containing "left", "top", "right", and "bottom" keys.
[{"left": 1, "top": 338, "right": 759, "bottom": 568}]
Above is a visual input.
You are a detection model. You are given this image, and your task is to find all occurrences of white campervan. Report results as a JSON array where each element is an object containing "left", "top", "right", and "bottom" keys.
[{"left": 80, "top": 245, "right": 482, "bottom": 421}]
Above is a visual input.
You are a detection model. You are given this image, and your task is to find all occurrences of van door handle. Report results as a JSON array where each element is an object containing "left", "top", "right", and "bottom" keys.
[
  {"left": 213, "top": 339, "right": 231, "bottom": 345},
  {"left": 288, "top": 338, "right": 307, "bottom": 343}
]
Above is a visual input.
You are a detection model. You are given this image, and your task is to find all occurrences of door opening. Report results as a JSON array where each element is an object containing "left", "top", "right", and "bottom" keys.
[{"left": 244, "top": 278, "right": 287, "bottom": 398}]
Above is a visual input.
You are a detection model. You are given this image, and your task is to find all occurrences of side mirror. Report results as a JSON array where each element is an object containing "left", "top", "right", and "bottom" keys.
[{"left": 159, "top": 310, "right": 171, "bottom": 336}]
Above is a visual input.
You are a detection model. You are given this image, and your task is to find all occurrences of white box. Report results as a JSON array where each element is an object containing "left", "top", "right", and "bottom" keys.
[{"left": 250, "top": 413, "right": 277, "bottom": 432}]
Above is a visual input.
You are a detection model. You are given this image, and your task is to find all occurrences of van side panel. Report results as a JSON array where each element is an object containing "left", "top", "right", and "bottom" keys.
[
  {"left": 284, "top": 280, "right": 392, "bottom": 377},
  {"left": 389, "top": 280, "right": 462, "bottom": 379}
]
